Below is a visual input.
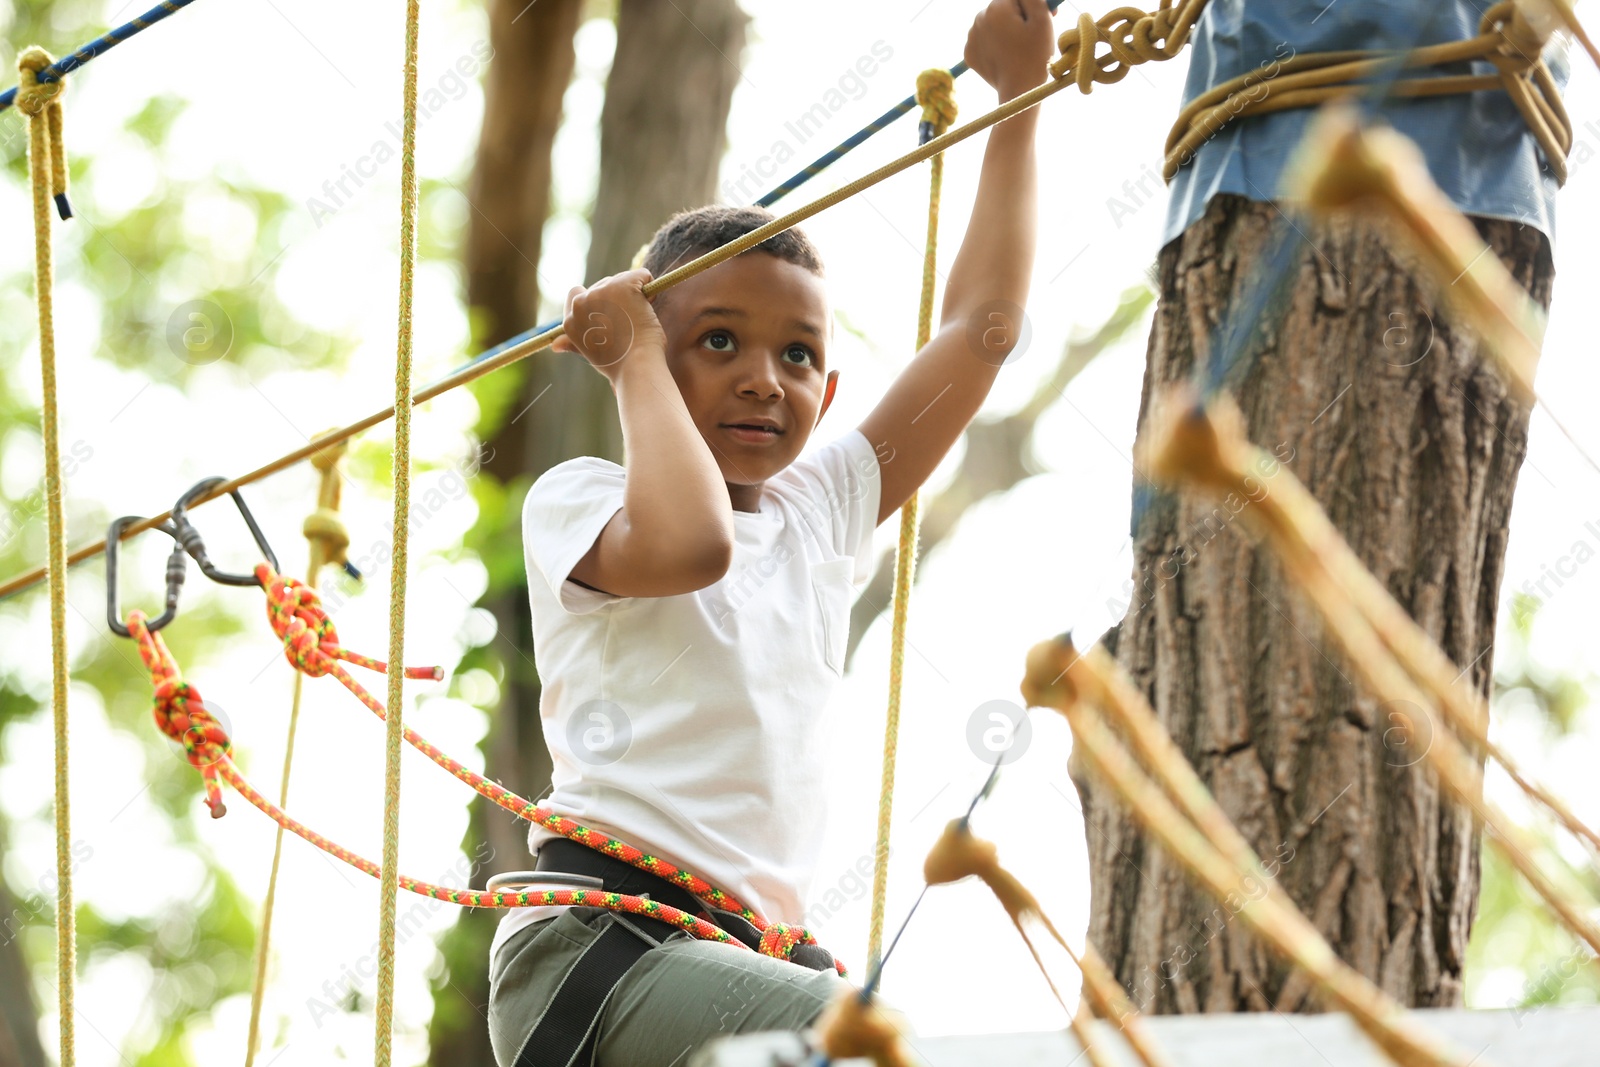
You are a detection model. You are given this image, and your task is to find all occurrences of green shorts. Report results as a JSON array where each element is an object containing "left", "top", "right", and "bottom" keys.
[{"left": 488, "top": 906, "right": 850, "bottom": 1067}]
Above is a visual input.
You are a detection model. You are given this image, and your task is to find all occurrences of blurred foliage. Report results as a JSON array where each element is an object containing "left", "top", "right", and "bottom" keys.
[
  {"left": 1467, "top": 834, "right": 1600, "bottom": 1011},
  {"left": 0, "top": 1, "right": 478, "bottom": 1062},
  {"left": 1465, "top": 594, "right": 1600, "bottom": 1009},
  {"left": 1494, "top": 591, "right": 1592, "bottom": 735}
]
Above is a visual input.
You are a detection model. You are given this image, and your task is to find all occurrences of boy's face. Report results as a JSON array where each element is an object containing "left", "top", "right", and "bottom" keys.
[{"left": 654, "top": 253, "right": 839, "bottom": 504}]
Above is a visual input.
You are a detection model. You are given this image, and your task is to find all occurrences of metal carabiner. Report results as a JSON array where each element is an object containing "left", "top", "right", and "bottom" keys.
[
  {"left": 106, "top": 516, "right": 187, "bottom": 637},
  {"left": 169, "top": 477, "right": 279, "bottom": 587}
]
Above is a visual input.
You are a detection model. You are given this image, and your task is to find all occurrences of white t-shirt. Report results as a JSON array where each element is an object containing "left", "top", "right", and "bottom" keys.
[{"left": 489, "top": 429, "right": 882, "bottom": 960}]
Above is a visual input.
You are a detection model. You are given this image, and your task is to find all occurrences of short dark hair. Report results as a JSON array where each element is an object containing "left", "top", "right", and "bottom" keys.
[{"left": 638, "top": 205, "right": 825, "bottom": 280}]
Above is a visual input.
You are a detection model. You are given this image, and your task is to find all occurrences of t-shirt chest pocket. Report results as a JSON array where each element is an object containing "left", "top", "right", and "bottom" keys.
[{"left": 810, "top": 558, "right": 855, "bottom": 675}]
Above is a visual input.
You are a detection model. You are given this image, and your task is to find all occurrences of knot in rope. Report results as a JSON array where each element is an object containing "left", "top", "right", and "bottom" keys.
[
  {"left": 15, "top": 47, "right": 61, "bottom": 116},
  {"left": 258, "top": 563, "right": 343, "bottom": 677},
  {"left": 1478, "top": 0, "right": 1571, "bottom": 181},
  {"left": 16, "top": 46, "right": 71, "bottom": 219},
  {"left": 302, "top": 510, "right": 351, "bottom": 569},
  {"left": 1158, "top": 0, "right": 1570, "bottom": 184},
  {"left": 302, "top": 433, "right": 354, "bottom": 573},
  {"left": 256, "top": 562, "right": 442, "bottom": 687},
  {"left": 128, "top": 610, "right": 232, "bottom": 818},
  {"left": 309, "top": 434, "right": 349, "bottom": 473},
  {"left": 915, "top": 69, "right": 958, "bottom": 139},
  {"left": 1485, "top": 0, "right": 1545, "bottom": 76},
  {"left": 1051, "top": 3, "right": 1199, "bottom": 94}
]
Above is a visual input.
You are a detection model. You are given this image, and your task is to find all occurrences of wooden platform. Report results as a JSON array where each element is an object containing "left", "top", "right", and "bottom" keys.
[{"left": 696, "top": 1006, "right": 1600, "bottom": 1066}]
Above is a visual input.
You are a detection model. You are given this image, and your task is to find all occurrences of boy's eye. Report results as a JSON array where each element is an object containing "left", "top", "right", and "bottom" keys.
[
  {"left": 783, "top": 345, "right": 817, "bottom": 367},
  {"left": 703, "top": 331, "right": 735, "bottom": 352}
]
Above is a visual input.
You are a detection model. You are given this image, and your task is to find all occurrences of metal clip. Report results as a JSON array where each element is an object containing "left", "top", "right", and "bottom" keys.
[
  {"left": 169, "top": 477, "right": 279, "bottom": 586},
  {"left": 106, "top": 516, "right": 186, "bottom": 637}
]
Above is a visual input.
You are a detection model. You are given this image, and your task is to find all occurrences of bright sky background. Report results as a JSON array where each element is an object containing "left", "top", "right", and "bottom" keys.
[{"left": 2, "top": 1, "right": 1599, "bottom": 1064}]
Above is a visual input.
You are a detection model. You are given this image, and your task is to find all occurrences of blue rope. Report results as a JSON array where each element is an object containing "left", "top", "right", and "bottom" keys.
[
  {"left": 760, "top": 0, "right": 1068, "bottom": 206},
  {"left": 756, "top": 60, "right": 972, "bottom": 210},
  {"left": 805, "top": 745, "right": 1007, "bottom": 1066},
  {"left": 0, "top": 0, "right": 203, "bottom": 113},
  {"left": 445, "top": 0, "right": 1066, "bottom": 385}
]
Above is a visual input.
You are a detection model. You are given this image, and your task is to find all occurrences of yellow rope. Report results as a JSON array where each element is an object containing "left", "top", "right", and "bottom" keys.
[
  {"left": 374, "top": 0, "right": 421, "bottom": 1059},
  {"left": 17, "top": 45, "right": 75, "bottom": 1067},
  {"left": 245, "top": 434, "right": 349, "bottom": 1066},
  {"left": 865, "top": 69, "right": 955, "bottom": 972},
  {"left": 1160, "top": 0, "right": 1569, "bottom": 182}
]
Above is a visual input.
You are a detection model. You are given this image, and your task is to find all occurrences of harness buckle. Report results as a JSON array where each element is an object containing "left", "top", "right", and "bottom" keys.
[{"left": 485, "top": 870, "right": 606, "bottom": 894}]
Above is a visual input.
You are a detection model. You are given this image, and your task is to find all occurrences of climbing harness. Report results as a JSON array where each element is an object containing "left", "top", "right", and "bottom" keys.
[{"left": 508, "top": 839, "right": 839, "bottom": 1067}]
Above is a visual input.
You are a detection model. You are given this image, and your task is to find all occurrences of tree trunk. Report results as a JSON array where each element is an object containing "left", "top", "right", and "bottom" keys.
[
  {"left": 582, "top": 0, "right": 748, "bottom": 281},
  {"left": 427, "top": 2, "right": 582, "bottom": 1063},
  {"left": 1078, "top": 193, "right": 1553, "bottom": 1014},
  {"left": 0, "top": 880, "right": 46, "bottom": 1067},
  {"left": 430, "top": 1, "right": 746, "bottom": 1061},
  {"left": 464, "top": 0, "right": 585, "bottom": 350}
]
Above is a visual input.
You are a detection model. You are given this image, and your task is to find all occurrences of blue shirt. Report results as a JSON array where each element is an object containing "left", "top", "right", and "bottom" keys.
[{"left": 1164, "top": 0, "right": 1570, "bottom": 249}]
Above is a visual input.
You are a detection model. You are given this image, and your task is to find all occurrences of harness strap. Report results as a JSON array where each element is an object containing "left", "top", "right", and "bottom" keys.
[
  {"left": 537, "top": 839, "right": 706, "bottom": 921},
  {"left": 516, "top": 839, "right": 843, "bottom": 1064},
  {"left": 513, "top": 914, "right": 659, "bottom": 1067},
  {"left": 535, "top": 839, "right": 839, "bottom": 973}
]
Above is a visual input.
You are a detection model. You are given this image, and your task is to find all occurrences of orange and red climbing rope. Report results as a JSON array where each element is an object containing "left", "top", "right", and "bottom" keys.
[{"left": 114, "top": 556, "right": 848, "bottom": 974}]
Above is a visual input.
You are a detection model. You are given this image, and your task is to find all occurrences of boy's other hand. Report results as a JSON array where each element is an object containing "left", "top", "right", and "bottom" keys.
[
  {"left": 963, "top": 0, "right": 1055, "bottom": 102},
  {"left": 550, "top": 267, "right": 667, "bottom": 383}
]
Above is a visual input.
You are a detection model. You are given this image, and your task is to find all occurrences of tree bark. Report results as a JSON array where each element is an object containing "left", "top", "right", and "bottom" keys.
[
  {"left": 464, "top": 0, "right": 585, "bottom": 350},
  {"left": 430, "top": 1, "right": 746, "bottom": 1061},
  {"left": 582, "top": 0, "right": 748, "bottom": 280},
  {"left": 1079, "top": 193, "right": 1553, "bottom": 1014}
]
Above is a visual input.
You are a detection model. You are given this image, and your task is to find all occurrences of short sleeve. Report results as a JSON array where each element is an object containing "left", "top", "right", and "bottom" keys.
[
  {"left": 776, "top": 429, "right": 883, "bottom": 589},
  {"left": 522, "top": 457, "right": 628, "bottom": 615}
]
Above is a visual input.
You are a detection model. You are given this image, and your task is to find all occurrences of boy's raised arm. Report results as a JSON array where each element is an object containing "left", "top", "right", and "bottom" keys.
[
  {"left": 551, "top": 269, "right": 736, "bottom": 597},
  {"left": 856, "top": 0, "right": 1054, "bottom": 528}
]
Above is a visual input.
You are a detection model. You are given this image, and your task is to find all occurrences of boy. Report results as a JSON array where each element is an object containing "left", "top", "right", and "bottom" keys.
[{"left": 487, "top": 3, "right": 1052, "bottom": 1064}]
